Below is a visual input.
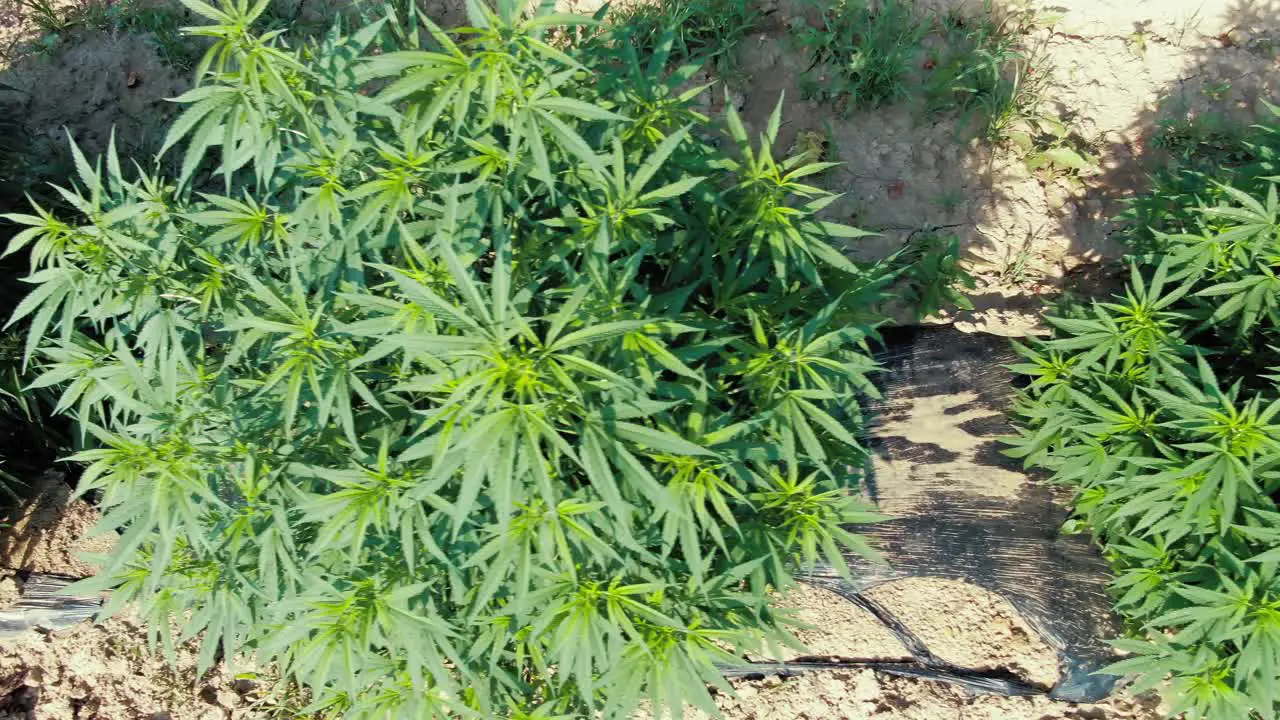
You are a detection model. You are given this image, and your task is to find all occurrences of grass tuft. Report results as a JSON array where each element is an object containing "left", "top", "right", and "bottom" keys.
[
  {"left": 791, "top": 0, "right": 923, "bottom": 114},
  {"left": 606, "top": 0, "right": 760, "bottom": 76}
]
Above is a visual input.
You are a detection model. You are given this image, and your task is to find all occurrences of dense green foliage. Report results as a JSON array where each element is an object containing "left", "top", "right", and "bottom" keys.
[
  {"left": 602, "top": 0, "right": 758, "bottom": 74},
  {"left": 792, "top": 0, "right": 925, "bottom": 112},
  {"left": 789, "top": 0, "right": 1039, "bottom": 133},
  {"left": 1007, "top": 105, "right": 1280, "bottom": 720},
  {"left": 1, "top": 0, "right": 948, "bottom": 716}
]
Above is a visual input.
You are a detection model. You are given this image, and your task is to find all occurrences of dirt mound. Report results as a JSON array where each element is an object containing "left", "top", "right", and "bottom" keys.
[
  {"left": 0, "top": 615, "right": 262, "bottom": 720},
  {"left": 0, "top": 473, "right": 114, "bottom": 578},
  {"left": 1, "top": 29, "right": 187, "bottom": 156},
  {"left": 686, "top": 670, "right": 1160, "bottom": 720}
]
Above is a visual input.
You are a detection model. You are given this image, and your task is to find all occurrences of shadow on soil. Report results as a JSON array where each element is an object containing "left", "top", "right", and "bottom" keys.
[
  {"left": 724, "top": 0, "right": 1279, "bottom": 330},
  {"left": 1060, "top": 0, "right": 1280, "bottom": 299}
]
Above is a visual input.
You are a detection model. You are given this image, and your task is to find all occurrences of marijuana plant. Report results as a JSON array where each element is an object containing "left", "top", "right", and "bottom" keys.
[
  {"left": 3, "top": 0, "right": 929, "bottom": 716},
  {"left": 1007, "top": 104, "right": 1280, "bottom": 720}
]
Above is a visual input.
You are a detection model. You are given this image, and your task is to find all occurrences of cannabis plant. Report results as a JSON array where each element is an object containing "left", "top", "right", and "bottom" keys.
[
  {"left": 1007, "top": 103, "right": 1280, "bottom": 720},
  {"left": 4, "top": 0, "right": 921, "bottom": 716}
]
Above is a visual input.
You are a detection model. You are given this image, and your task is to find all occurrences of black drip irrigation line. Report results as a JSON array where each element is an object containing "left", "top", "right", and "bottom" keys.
[
  {"left": 714, "top": 577, "right": 1054, "bottom": 699},
  {"left": 720, "top": 660, "right": 1048, "bottom": 697}
]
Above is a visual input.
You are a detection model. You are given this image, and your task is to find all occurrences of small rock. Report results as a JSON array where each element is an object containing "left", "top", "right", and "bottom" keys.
[
  {"left": 851, "top": 670, "right": 880, "bottom": 702},
  {"left": 1044, "top": 183, "right": 1071, "bottom": 210},
  {"left": 0, "top": 575, "right": 22, "bottom": 609}
]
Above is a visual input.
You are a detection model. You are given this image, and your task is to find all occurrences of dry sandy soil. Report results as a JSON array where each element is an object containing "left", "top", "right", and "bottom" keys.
[
  {"left": 658, "top": 582, "right": 1165, "bottom": 720},
  {"left": 0, "top": 0, "right": 1276, "bottom": 717}
]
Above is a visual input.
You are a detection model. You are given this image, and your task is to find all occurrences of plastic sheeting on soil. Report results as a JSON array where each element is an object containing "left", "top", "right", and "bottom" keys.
[
  {"left": 748, "top": 327, "right": 1119, "bottom": 703},
  {"left": 0, "top": 328, "right": 1120, "bottom": 704},
  {"left": 0, "top": 573, "right": 101, "bottom": 638}
]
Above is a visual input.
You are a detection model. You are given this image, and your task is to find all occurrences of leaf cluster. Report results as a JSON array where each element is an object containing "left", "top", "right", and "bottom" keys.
[
  {"left": 3, "top": 1, "right": 932, "bottom": 717},
  {"left": 1123, "top": 103, "right": 1280, "bottom": 259},
  {"left": 789, "top": 0, "right": 1042, "bottom": 137},
  {"left": 920, "top": 0, "right": 1044, "bottom": 141},
  {"left": 1007, "top": 101, "right": 1280, "bottom": 720}
]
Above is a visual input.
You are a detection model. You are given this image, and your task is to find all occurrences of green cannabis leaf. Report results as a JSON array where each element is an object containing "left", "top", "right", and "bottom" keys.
[
  {"left": 1007, "top": 102, "right": 1280, "bottom": 720},
  {"left": 1, "top": 2, "right": 962, "bottom": 717}
]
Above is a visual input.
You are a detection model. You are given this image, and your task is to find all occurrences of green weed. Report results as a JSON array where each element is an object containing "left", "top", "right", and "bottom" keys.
[
  {"left": 92, "top": 1, "right": 203, "bottom": 70},
  {"left": 995, "top": 109, "right": 1099, "bottom": 183},
  {"left": 3, "top": 0, "right": 966, "bottom": 716},
  {"left": 1123, "top": 108, "right": 1280, "bottom": 256},
  {"left": 604, "top": 0, "right": 759, "bottom": 74},
  {"left": 20, "top": 0, "right": 77, "bottom": 34},
  {"left": 788, "top": 0, "right": 1053, "bottom": 149},
  {"left": 893, "top": 231, "right": 975, "bottom": 318},
  {"left": 923, "top": 1, "right": 1043, "bottom": 141},
  {"left": 1149, "top": 112, "right": 1255, "bottom": 168},
  {"left": 1126, "top": 21, "right": 1150, "bottom": 60},
  {"left": 931, "top": 190, "right": 965, "bottom": 214},
  {"left": 792, "top": 0, "right": 924, "bottom": 113},
  {"left": 1171, "top": 6, "right": 1203, "bottom": 46},
  {"left": 1202, "top": 79, "right": 1233, "bottom": 102},
  {"left": 21, "top": 0, "right": 360, "bottom": 71},
  {"left": 791, "top": 128, "right": 831, "bottom": 165},
  {"left": 996, "top": 231, "right": 1036, "bottom": 287},
  {"left": 15, "top": 0, "right": 206, "bottom": 70}
]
